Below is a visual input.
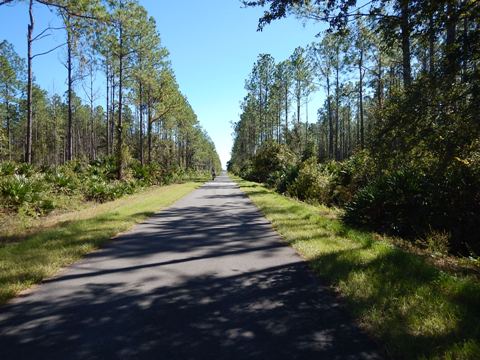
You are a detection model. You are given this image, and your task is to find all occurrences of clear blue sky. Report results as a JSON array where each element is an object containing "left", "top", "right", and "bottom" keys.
[{"left": 0, "top": 0, "right": 325, "bottom": 168}]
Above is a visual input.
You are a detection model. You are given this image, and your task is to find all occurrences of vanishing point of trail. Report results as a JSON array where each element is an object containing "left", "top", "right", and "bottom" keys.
[{"left": 0, "top": 175, "right": 381, "bottom": 359}]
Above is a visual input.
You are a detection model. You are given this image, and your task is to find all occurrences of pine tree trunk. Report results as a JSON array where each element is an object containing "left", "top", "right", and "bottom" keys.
[
  {"left": 284, "top": 85, "right": 288, "bottom": 143},
  {"left": 5, "top": 85, "right": 10, "bottom": 160},
  {"left": 327, "top": 75, "right": 333, "bottom": 159},
  {"left": 25, "top": 0, "right": 34, "bottom": 163},
  {"left": 335, "top": 48, "right": 340, "bottom": 160},
  {"left": 377, "top": 48, "right": 383, "bottom": 108},
  {"left": 89, "top": 63, "right": 95, "bottom": 160},
  {"left": 116, "top": 22, "right": 124, "bottom": 180},
  {"left": 445, "top": 1, "right": 458, "bottom": 80},
  {"left": 110, "top": 70, "right": 115, "bottom": 155},
  {"left": 106, "top": 63, "right": 110, "bottom": 156},
  {"left": 429, "top": 13, "right": 435, "bottom": 76},
  {"left": 359, "top": 47, "right": 365, "bottom": 149},
  {"left": 400, "top": 0, "right": 412, "bottom": 88},
  {"left": 139, "top": 81, "right": 144, "bottom": 165},
  {"left": 66, "top": 15, "right": 73, "bottom": 162},
  {"left": 147, "top": 94, "right": 152, "bottom": 164}
]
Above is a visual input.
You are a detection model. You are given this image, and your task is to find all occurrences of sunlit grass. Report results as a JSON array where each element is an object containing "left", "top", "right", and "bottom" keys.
[
  {"left": 236, "top": 178, "right": 480, "bottom": 360},
  {"left": 0, "top": 182, "right": 200, "bottom": 305}
]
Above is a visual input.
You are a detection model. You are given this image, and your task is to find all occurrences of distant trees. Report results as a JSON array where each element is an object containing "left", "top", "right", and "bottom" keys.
[
  {"left": 0, "top": 0, "right": 221, "bottom": 174},
  {"left": 232, "top": 39, "right": 350, "bottom": 164},
  {"left": 0, "top": 40, "right": 25, "bottom": 160}
]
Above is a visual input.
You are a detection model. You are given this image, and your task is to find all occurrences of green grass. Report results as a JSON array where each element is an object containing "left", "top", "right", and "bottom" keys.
[
  {"left": 235, "top": 178, "right": 480, "bottom": 360},
  {"left": 0, "top": 182, "right": 200, "bottom": 305}
]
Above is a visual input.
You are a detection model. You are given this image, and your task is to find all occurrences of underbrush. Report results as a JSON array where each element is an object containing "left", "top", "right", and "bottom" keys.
[
  {"left": 0, "top": 158, "right": 210, "bottom": 218},
  {"left": 230, "top": 142, "right": 480, "bottom": 255}
]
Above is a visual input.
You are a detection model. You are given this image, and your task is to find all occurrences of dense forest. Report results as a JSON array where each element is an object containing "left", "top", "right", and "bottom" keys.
[
  {"left": 230, "top": 0, "right": 480, "bottom": 254},
  {"left": 0, "top": 0, "right": 221, "bottom": 213}
]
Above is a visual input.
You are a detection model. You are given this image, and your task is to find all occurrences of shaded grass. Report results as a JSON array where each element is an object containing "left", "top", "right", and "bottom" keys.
[
  {"left": 236, "top": 178, "right": 480, "bottom": 360},
  {"left": 0, "top": 182, "right": 200, "bottom": 305}
]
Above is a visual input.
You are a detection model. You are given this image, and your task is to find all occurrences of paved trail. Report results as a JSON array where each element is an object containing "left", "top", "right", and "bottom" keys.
[{"left": 0, "top": 175, "right": 381, "bottom": 359}]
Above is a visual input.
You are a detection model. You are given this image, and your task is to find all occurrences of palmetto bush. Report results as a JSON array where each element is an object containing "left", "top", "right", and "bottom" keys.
[
  {"left": 0, "top": 161, "right": 17, "bottom": 176},
  {"left": 0, "top": 174, "right": 53, "bottom": 213},
  {"left": 83, "top": 176, "right": 141, "bottom": 203},
  {"left": 45, "top": 167, "right": 80, "bottom": 194},
  {"left": 343, "top": 162, "right": 480, "bottom": 254},
  {"left": 83, "top": 177, "right": 117, "bottom": 203}
]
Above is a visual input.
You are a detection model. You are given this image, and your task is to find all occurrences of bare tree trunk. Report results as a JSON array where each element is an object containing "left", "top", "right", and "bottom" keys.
[
  {"left": 105, "top": 62, "right": 110, "bottom": 155},
  {"left": 400, "top": 0, "right": 412, "bottom": 88},
  {"left": 429, "top": 13, "right": 435, "bottom": 76},
  {"left": 116, "top": 22, "right": 124, "bottom": 180},
  {"left": 359, "top": 47, "right": 365, "bottom": 149},
  {"left": 377, "top": 47, "right": 383, "bottom": 109},
  {"left": 284, "top": 85, "right": 288, "bottom": 143},
  {"left": 327, "top": 74, "right": 333, "bottom": 159},
  {"left": 5, "top": 85, "right": 11, "bottom": 160},
  {"left": 335, "top": 47, "right": 340, "bottom": 160},
  {"left": 53, "top": 102, "right": 57, "bottom": 165},
  {"left": 305, "top": 99, "right": 308, "bottom": 151},
  {"left": 147, "top": 94, "right": 152, "bottom": 164},
  {"left": 66, "top": 15, "right": 73, "bottom": 161},
  {"left": 462, "top": 17, "right": 468, "bottom": 81},
  {"left": 25, "top": 0, "right": 34, "bottom": 163},
  {"left": 110, "top": 70, "right": 115, "bottom": 155},
  {"left": 296, "top": 80, "right": 301, "bottom": 125},
  {"left": 445, "top": 1, "right": 458, "bottom": 80},
  {"left": 277, "top": 102, "right": 281, "bottom": 143},
  {"left": 139, "top": 81, "right": 144, "bottom": 165},
  {"left": 89, "top": 63, "right": 95, "bottom": 160}
]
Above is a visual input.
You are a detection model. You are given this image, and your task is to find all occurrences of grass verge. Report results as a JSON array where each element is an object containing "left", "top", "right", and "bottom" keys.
[
  {"left": 0, "top": 182, "right": 200, "bottom": 305},
  {"left": 235, "top": 177, "right": 480, "bottom": 360}
]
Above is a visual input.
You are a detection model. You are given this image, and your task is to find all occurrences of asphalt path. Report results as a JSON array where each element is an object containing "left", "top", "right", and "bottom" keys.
[{"left": 0, "top": 174, "right": 382, "bottom": 359}]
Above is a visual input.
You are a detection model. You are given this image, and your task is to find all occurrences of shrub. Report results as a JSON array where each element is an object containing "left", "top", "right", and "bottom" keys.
[
  {"left": 239, "top": 160, "right": 254, "bottom": 180},
  {"left": 46, "top": 167, "right": 80, "bottom": 194},
  {"left": 431, "top": 160, "right": 480, "bottom": 254},
  {"left": 343, "top": 163, "right": 480, "bottom": 254},
  {"left": 0, "top": 174, "right": 53, "bottom": 213},
  {"left": 87, "top": 156, "right": 117, "bottom": 180},
  {"left": 131, "top": 161, "right": 154, "bottom": 185},
  {"left": 343, "top": 168, "right": 427, "bottom": 236},
  {"left": 418, "top": 230, "right": 451, "bottom": 255},
  {"left": 270, "top": 164, "right": 299, "bottom": 194},
  {"left": 83, "top": 176, "right": 141, "bottom": 203},
  {"left": 16, "top": 163, "right": 36, "bottom": 177},
  {"left": 287, "top": 158, "right": 332, "bottom": 204},
  {"left": 0, "top": 161, "right": 17, "bottom": 176},
  {"left": 252, "top": 141, "right": 297, "bottom": 184},
  {"left": 328, "top": 150, "right": 376, "bottom": 206},
  {"left": 83, "top": 177, "right": 118, "bottom": 203}
]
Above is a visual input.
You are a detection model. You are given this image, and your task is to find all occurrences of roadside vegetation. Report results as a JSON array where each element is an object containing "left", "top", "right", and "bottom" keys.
[
  {"left": 230, "top": 143, "right": 480, "bottom": 258},
  {"left": 0, "top": 159, "right": 212, "bottom": 238},
  {"left": 230, "top": 0, "right": 480, "bottom": 258},
  {"left": 0, "top": 180, "right": 201, "bottom": 305},
  {"left": 236, "top": 177, "right": 480, "bottom": 359}
]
